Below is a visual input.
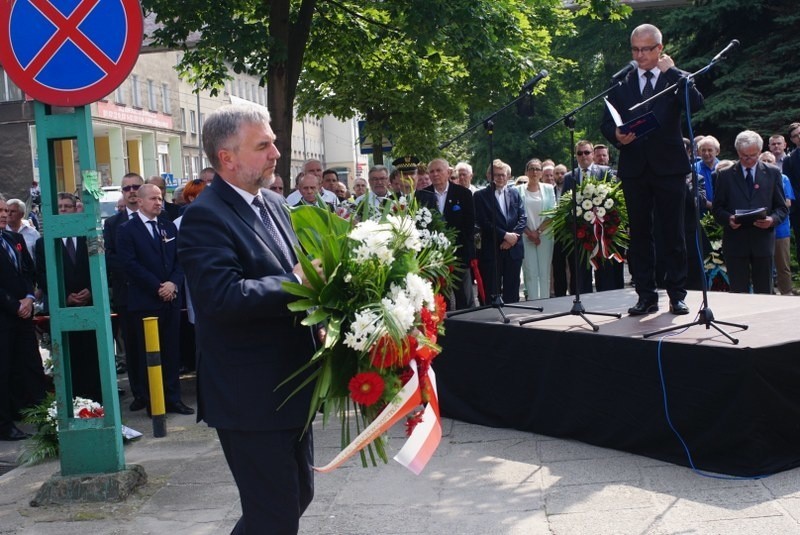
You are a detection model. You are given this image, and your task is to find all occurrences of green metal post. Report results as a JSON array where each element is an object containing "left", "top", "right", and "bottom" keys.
[{"left": 35, "top": 102, "right": 124, "bottom": 475}]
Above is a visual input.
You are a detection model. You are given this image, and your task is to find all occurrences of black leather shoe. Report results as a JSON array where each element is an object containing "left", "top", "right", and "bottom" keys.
[
  {"left": 129, "top": 398, "right": 147, "bottom": 412},
  {"left": 0, "top": 425, "right": 31, "bottom": 441},
  {"left": 669, "top": 300, "right": 690, "bottom": 315},
  {"left": 628, "top": 299, "right": 658, "bottom": 316},
  {"left": 165, "top": 401, "right": 195, "bottom": 415}
]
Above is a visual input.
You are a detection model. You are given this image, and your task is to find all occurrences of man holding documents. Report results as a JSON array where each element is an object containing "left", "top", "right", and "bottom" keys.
[
  {"left": 712, "top": 130, "right": 787, "bottom": 294},
  {"left": 601, "top": 23, "right": 703, "bottom": 316}
]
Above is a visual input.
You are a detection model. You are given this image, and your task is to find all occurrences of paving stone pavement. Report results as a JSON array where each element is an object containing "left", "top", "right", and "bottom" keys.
[{"left": 2, "top": 375, "right": 800, "bottom": 534}]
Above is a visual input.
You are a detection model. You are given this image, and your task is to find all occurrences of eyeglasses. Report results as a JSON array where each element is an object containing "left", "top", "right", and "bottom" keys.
[
  {"left": 122, "top": 184, "right": 141, "bottom": 192},
  {"left": 631, "top": 45, "right": 659, "bottom": 54},
  {"left": 576, "top": 150, "right": 592, "bottom": 156},
  {"left": 526, "top": 166, "right": 542, "bottom": 171}
]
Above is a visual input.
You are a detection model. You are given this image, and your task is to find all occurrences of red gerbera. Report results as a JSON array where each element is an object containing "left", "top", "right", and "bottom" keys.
[
  {"left": 420, "top": 308, "right": 436, "bottom": 338},
  {"left": 78, "top": 407, "right": 104, "bottom": 418},
  {"left": 348, "top": 372, "right": 385, "bottom": 406}
]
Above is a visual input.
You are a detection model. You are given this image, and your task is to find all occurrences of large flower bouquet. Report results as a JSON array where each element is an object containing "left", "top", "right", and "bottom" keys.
[
  {"left": 18, "top": 393, "right": 104, "bottom": 465},
  {"left": 700, "top": 212, "right": 729, "bottom": 291},
  {"left": 545, "top": 177, "right": 629, "bottom": 269},
  {"left": 282, "top": 196, "right": 457, "bottom": 473}
]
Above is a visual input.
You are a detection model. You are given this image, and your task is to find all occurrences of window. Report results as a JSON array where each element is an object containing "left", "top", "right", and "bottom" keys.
[
  {"left": 199, "top": 113, "right": 205, "bottom": 132},
  {"left": 180, "top": 108, "right": 186, "bottom": 131},
  {"left": 189, "top": 110, "right": 197, "bottom": 134},
  {"left": 161, "top": 84, "right": 171, "bottom": 114},
  {"left": 131, "top": 74, "right": 141, "bottom": 107},
  {"left": 114, "top": 84, "right": 125, "bottom": 104},
  {"left": 0, "top": 69, "right": 23, "bottom": 102},
  {"left": 147, "top": 79, "right": 156, "bottom": 110},
  {"left": 184, "top": 156, "right": 192, "bottom": 179}
]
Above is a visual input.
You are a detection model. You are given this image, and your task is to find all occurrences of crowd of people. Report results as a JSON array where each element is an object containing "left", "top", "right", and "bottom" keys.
[{"left": 1, "top": 21, "right": 798, "bottom": 535}]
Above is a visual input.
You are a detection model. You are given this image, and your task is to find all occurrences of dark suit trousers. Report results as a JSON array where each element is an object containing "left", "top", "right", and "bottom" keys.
[
  {"left": 552, "top": 242, "right": 568, "bottom": 297},
  {"left": 0, "top": 317, "right": 46, "bottom": 431},
  {"left": 568, "top": 253, "right": 593, "bottom": 295},
  {"left": 119, "top": 307, "right": 145, "bottom": 400},
  {"left": 131, "top": 307, "right": 182, "bottom": 403},
  {"left": 218, "top": 427, "right": 314, "bottom": 535},
  {"left": 480, "top": 250, "right": 523, "bottom": 304},
  {"left": 622, "top": 169, "right": 687, "bottom": 302},
  {"left": 67, "top": 330, "right": 102, "bottom": 404},
  {"left": 791, "top": 207, "right": 800, "bottom": 265},
  {"left": 452, "top": 259, "right": 475, "bottom": 310},
  {"left": 726, "top": 254, "right": 773, "bottom": 294}
]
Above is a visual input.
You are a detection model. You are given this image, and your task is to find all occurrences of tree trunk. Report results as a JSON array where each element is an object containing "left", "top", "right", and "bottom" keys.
[{"left": 267, "top": 0, "right": 317, "bottom": 192}]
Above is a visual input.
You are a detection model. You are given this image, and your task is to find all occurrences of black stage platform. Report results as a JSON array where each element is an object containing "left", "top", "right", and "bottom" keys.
[{"left": 436, "top": 288, "right": 800, "bottom": 476}]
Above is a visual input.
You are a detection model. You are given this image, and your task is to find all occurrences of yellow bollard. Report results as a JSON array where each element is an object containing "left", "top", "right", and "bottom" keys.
[{"left": 143, "top": 317, "right": 167, "bottom": 438}]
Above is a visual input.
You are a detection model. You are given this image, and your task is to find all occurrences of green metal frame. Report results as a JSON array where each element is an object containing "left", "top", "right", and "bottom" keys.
[{"left": 34, "top": 102, "right": 124, "bottom": 475}]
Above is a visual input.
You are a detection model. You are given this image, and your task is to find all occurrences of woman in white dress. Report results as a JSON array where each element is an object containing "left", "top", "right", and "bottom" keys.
[{"left": 519, "top": 159, "right": 556, "bottom": 300}]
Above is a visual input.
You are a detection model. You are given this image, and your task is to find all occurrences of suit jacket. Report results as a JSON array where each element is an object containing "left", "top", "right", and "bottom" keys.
[
  {"left": 35, "top": 236, "right": 92, "bottom": 304},
  {"left": 474, "top": 185, "right": 527, "bottom": 261},
  {"left": 177, "top": 175, "right": 316, "bottom": 431},
  {"left": 783, "top": 149, "right": 800, "bottom": 205},
  {"left": 117, "top": 216, "right": 184, "bottom": 312},
  {"left": 0, "top": 230, "right": 35, "bottom": 318},
  {"left": 162, "top": 201, "right": 181, "bottom": 222},
  {"left": 601, "top": 67, "right": 703, "bottom": 179},
  {"left": 424, "top": 183, "right": 476, "bottom": 262},
  {"left": 712, "top": 162, "right": 787, "bottom": 258},
  {"left": 103, "top": 210, "right": 133, "bottom": 308},
  {"left": 562, "top": 164, "right": 615, "bottom": 194}
]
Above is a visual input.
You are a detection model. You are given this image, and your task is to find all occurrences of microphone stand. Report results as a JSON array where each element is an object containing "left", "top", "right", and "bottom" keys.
[
  {"left": 519, "top": 82, "right": 624, "bottom": 331},
  {"left": 443, "top": 83, "right": 544, "bottom": 324},
  {"left": 640, "top": 44, "right": 747, "bottom": 343}
]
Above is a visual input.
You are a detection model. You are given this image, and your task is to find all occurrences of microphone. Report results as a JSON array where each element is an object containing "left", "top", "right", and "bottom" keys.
[
  {"left": 711, "top": 39, "right": 740, "bottom": 62},
  {"left": 521, "top": 70, "right": 548, "bottom": 92},
  {"left": 611, "top": 61, "right": 637, "bottom": 81}
]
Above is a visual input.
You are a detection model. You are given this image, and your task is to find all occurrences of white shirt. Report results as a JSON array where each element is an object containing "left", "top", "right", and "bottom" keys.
[
  {"left": 494, "top": 186, "right": 508, "bottom": 217},
  {"left": 137, "top": 212, "right": 160, "bottom": 239},
  {"left": 286, "top": 187, "right": 337, "bottom": 206},
  {"left": 433, "top": 184, "right": 449, "bottom": 214},
  {"left": 638, "top": 67, "right": 662, "bottom": 93}
]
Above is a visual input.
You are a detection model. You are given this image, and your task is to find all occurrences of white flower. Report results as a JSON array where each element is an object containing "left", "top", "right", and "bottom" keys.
[
  {"left": 344, "top": 309, "right": 381, "bottom": 351},
  {"left": 583, "top": 211, "right": 595, "bottom": 222},
  {"left": 414, "top": 207, "right": 433, "bottom": 226},
  {"left": 604, "top": 198, "right": 614, "bottom": 209},
  {"left": 596, "top": 184, "right": 609, "bottom": 196},
  {"left": 382, "top": 293, "right": 416, "bottom": 333},
  {"left": 581, "top": 199, "right": 593, "bottom": 210},
  {"left": 344, "top": 273, "right": 352, "bottom": 283},
  {"left": 592, "top": 196, "right": 603, "bottom": 206},
  {"left": 576, "top": 207, "right": 583, "bottom": 217},
  {"left": 583, "top": 183, "right": 596, "bottom": 196},
  {"left": 404, "top": 273, "right": 435, "bottom": 311},
  {"left": 711, "top": 240, "right": 722, "bottom": 250},
  {"left": 374, "top": 245, "right": 395, "bottom": 266},
  {"left": 596, "top": 206, "right": 606, "bottom": 218}
]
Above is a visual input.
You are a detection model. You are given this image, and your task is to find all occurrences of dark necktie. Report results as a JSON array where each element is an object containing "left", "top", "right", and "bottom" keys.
[
  {"left": 65, "top": 237, "right": 77, "bottom": 265},
  {"left": 252, "top": 196, "right": 293, "bottom": 266},
  {"left": 1, "top": 234, "right": 18, "bottom": 271},
  {"left": 581, "top": 168, "right": 589, "bottom": 184},
  {"left": 147, "top": 220, "right": 161, "bottom": 247},
  {"left": 642, "top": 71, "right": 655, "bottom": 109},
  {"left": 745, "top": 168, "right": 754, "bottom": 195}
]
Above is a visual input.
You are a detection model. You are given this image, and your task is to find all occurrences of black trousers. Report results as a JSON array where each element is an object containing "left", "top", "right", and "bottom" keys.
[
  {"left": 218, "top": 427, "right": 314, "bottom": 535},
  {"left": 726, "top": 254, "right": 773, "bottom": 294},
  {"left": 0, "top": 317, "right": 45, "bottom": 432},
  {"left": 622, "top": 170, "right": 687, "bottom": 302},
  {"left": 480, "top": 250, "right": 523, "bottom": 304}
]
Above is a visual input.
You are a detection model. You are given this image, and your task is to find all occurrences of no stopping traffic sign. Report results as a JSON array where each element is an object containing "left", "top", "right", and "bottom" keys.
[{"left": 0, "top": 0, "right": 143, "bottom": 106}]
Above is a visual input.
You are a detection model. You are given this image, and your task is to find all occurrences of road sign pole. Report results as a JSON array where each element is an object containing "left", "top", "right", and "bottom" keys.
[{"left": 35, "top": 102, "right": 124, "bottom": 476}]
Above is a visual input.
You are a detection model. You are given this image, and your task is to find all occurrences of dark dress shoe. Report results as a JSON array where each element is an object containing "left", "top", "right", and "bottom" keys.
[
  {"left": 669, "top": 300, "right": 690, "bottom": 315},
  {"left": 129, "top": 398, "right": 147, "bottom": 412},
  {"left": 165, "top": 401, "right": 195, "bottom": 415},
  {"left": 628, "top": 299, "right": 658, "bottom": 316},
  {"left": 0, "top": 425, "right": 31, "bottom": 441}
]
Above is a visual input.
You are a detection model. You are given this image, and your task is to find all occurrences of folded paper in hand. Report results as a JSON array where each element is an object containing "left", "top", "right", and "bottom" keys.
[
  {"left": 604, "top": 98, "right": 659, "bottom": 138},
  {"left": 734, "top": 207, "right": 767, "bottom": 225}
]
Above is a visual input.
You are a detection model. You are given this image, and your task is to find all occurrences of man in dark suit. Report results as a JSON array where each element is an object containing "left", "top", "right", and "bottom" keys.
[
  {"left": 425, "top": 158, "right": 476, "bottom": 309},
  {"left": 782, "top": 122, "right": 800, "bottom": 266},
  {"left": 36, "top": 192, "right": 103, "bottom": 403},
  {"left": 474, "top": 159, "right": 527, "bottom": 304},
  {"left": 103, "top": 172, "right": 148, "bottom": 410},
  {"left": 178, "top": 104, "right": 321, "bottom": 534},
  {"left": 712, "top": 131, "right": 788, "bottom": 293},
  {"left": 601, "top": 23, "right": 703, "bottom": 316},
  {"left": 117, "top": 184, "right": 192, "bottom": 415},
  {"left": 560, "top": 140, "right": 617, "bottom": 296},
  {"left": 0, "top": 196, "right": 45, "bottom": 440}
]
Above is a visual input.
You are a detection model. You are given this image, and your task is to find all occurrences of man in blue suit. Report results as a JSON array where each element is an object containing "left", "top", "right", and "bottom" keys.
[
  {"left": 117, "top": 184, "right": 192, "bottom": 415},
  {"left": 474, "top": 159, "right": 527, "bottom": 304},
  {"left": 601, "top": 24, "right": 703, "bottom": 316},
  {"left": 178, "top": 104, "right": 321, "bottom": 534}
]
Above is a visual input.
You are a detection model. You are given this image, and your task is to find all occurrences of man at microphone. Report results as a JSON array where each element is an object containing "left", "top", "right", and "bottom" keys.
[{"left": 601, "top": 23, "right": 703, "bottom": 316}]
